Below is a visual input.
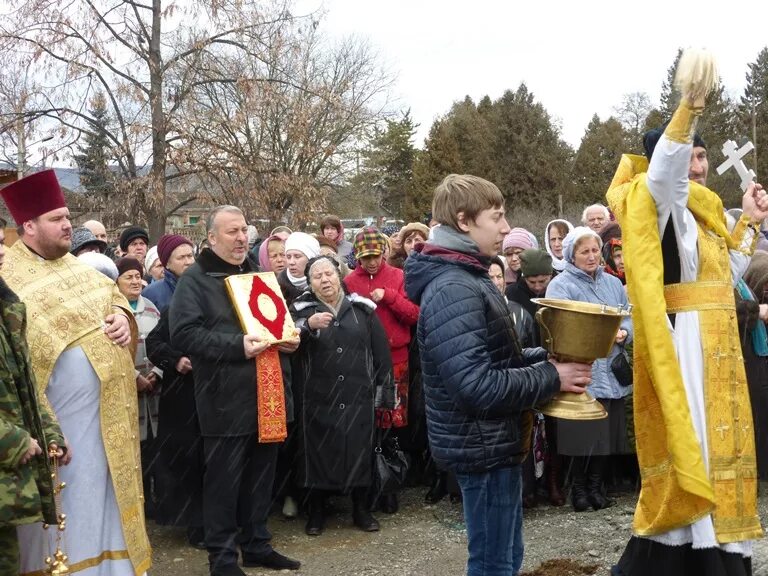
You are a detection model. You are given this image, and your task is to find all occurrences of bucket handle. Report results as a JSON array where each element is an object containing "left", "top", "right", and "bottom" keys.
[{"left": 535, "top": 307, "right": 555, "bottom": 351}]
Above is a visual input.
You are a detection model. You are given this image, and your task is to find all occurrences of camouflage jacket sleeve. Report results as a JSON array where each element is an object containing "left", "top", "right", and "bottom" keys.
[
  {"left": 0, "top": 414, "right": 31, "bottom": 468},
  {"left": 38, "top": 402, "right": 64, "bottom": 450}
]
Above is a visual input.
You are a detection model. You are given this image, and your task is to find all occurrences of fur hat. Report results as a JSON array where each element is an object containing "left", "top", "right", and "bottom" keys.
[{"left": 119, "top": 226, "right": 149, "bottom": 252}]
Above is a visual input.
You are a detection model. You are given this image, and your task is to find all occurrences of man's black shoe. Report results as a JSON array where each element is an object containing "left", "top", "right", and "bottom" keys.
[
  {"left": 187, "top": 526, "right": 206, "bottom": 550},
  {"left": 242, "top": 550, "right": 301, "bottom": 570},
  {"left": 210, "top": 563, "right": 246, "bottom": 576},
  {"left": 352, "top": 509, "right": 380, "bottom": 532}
]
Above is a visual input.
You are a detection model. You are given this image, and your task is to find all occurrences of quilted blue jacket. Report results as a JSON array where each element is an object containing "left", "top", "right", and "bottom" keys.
[{"left": 405, "top": 242, "right": 560, "bottom": 473}]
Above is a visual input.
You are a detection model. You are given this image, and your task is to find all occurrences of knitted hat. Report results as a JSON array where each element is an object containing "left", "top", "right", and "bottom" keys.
[
  {"left": 562, "top": 226, "right": 603, "bottom": 264},
  {"left": 119, "top": 226, "right": 149, "bottom": 252},
  {"left": 78, "top": 252, "right": 118, "bottom": 281},
  {"left": 116, "top": 256, "right": 143, "bottom": 278},
  {"left": 285, "top": 232, "right": 320, "bottom": 259},
  {"left": 502, "top": 228, "right": 535, "bottom": 253},
  {"left": 145, "top": 246, "right": 159, "bottom": 271},
  {"left": 353, "top": 227, "right": 386, "bottom": 259},
  {"left": 0, "top": 169, "right": 66, "bottom": 224},
  {"left": 643, "top": 122, "right": 706, "bottom": 160},
  {"left": 157, "top": 233, "right": 193, "bottom": 267},
  {"left": 519, "top": 249, "right": 553, "bottom": 277},
  {"left": 69, "top": 227, "right": 107, "bottom": 255}
]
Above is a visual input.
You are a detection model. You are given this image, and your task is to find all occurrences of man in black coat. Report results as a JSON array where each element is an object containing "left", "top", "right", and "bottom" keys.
[
  {"left": 170, "top": 205, "right": 300, "bottom": 576},
  {"left": 405, "top": 175, "right": 592, "bottom": 576}
]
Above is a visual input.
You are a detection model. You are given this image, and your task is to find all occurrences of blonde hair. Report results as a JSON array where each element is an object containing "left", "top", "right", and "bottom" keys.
[{"left": 432, "top": 174, "right": 504, "bottom": 231}]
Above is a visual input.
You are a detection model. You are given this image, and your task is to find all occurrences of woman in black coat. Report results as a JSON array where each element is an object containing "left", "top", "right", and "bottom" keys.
[
  {"left": 145, "top": 311, "right": 204, "bottom": 546},
  {"left": 290, "top": 256, "right": 394, "bottom": 537}
]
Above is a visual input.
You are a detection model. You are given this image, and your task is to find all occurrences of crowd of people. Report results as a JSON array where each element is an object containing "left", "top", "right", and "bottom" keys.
[{"left": 0, "top": 50, "right": 766, "bottom": 576}]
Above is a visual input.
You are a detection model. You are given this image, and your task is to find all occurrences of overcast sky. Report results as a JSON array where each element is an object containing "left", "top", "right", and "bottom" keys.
[{"left": 298, "top": 0, "right": 768, "bottom": 148}]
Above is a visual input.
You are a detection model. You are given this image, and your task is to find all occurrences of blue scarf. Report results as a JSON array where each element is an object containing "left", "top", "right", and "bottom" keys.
[{"left": 736, "top": 279, "right": 768, "bottom": 356}]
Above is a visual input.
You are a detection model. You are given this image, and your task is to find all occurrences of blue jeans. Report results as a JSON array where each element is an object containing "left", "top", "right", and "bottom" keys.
[{"left": 456, "top": 465, "right": 524, "bottom": 576}]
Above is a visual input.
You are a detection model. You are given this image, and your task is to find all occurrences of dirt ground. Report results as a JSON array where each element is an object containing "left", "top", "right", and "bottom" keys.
[{"left": 148, "top": 483, "right": 768, "bottom": 576}]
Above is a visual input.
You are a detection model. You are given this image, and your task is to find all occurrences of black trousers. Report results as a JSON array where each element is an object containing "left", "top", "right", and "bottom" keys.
[{"left": 203, "top": 434, "right": 278, "bottom": 569}]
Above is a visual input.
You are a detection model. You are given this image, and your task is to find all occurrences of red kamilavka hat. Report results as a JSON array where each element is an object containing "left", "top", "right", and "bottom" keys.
[{"left": 0, "top": 169, "right": 67, "bottom": 224}]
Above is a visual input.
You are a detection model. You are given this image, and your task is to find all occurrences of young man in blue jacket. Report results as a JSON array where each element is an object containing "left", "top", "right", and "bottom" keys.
[{"left": 405, "top": 174, "right": 592, "bottom": 576}]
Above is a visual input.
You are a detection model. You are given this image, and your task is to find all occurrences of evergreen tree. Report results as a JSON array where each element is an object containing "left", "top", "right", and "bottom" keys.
[
  {"left": 359, "top": 111, "right": 418, "bottom": 217},
  {"left": 73, "top": 92, "right": 114, "bottom": 202},
  {"left": 740, "top": 47, "right": 768, "bottom": 200},
  {"left": 570, "top": 115, "right": 628, "bottom": 206},
  {"left": 406, "top": 119, "right": 462, "bottom": 221},
  {"left": 660, "top": 48, "right": 683, "bottom": 119},
  {"left": 486, "top": 84, "right": 573, "bottom": 213}
]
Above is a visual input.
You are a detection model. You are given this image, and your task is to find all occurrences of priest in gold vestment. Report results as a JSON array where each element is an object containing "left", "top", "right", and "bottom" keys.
[
  {"left": 608, "top": 51, "right": 765, "bottom": 576},
  {"left": 0, "top": 170, "right": 151, "bottom": 576}
]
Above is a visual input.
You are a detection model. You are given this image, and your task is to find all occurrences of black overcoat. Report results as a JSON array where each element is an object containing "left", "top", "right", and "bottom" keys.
[{"left": 290, "top": 293, "right": 394, "bottom": 491}]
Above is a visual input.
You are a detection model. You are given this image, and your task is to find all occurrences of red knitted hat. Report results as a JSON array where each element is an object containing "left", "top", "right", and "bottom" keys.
[
  {"left": 0, "top": 169, "right": 66, "bottom": 224},
  {"left": 157, "top": 233, "right": 193, "bottom": 267}
]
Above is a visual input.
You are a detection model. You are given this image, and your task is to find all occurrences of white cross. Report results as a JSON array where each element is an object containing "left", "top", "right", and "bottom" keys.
[
  {"left": 716, "top": 140, "right": 756, "bottom": 192},
  {"left": 715, "top": 421, "right": 730, "bottom": 440}
]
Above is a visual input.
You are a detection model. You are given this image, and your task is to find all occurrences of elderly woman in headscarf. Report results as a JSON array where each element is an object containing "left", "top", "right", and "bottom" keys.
[
  {"left": 545, "top": 226, "right": 633, "bottom": 512},
  {"left": 544, "top": 219, "right": 573, "bottom": 273},
  {"left": 290, "top": 256, "right": 394, "bottom": 537},
  {"left": 599, "top": 221, "right": 625, "bottom": 284},
  {"left": 258, "top": 231, "right": 288, "bottom": 276}
]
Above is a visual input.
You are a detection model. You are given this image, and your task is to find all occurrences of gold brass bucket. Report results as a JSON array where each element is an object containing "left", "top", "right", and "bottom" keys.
[{"left": 531, "top": 298, "right": 631, "bottom": 420}]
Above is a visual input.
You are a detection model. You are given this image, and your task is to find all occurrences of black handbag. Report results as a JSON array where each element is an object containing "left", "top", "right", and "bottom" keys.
[
  {"left": 373, "top": 431, "right": 410, "bottom": 496},
  {"left": 611, "top": 344, "right": 633, "bottom": 387}
]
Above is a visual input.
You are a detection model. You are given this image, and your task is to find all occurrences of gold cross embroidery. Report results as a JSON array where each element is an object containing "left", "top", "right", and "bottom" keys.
[
  {"left": 715, "top": 420, "right": 730, "bottom": 440},
  {"left": 711, "top": 347, "right": 729, "bottom": 367}
]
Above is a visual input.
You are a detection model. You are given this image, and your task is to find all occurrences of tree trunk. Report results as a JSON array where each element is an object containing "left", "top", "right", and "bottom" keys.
[{"left": 148, "top": 0, "right": 167, "bottom": 241}]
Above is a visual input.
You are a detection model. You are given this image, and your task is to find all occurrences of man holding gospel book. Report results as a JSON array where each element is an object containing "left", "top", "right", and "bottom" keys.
[{"left": 170, "top": 205, "right": 300, "bottom": 576}]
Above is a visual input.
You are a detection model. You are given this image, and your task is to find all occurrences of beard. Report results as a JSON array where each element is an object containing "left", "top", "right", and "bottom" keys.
[{"left": 38, "top": 234, "right": 71, "bottom": 260}]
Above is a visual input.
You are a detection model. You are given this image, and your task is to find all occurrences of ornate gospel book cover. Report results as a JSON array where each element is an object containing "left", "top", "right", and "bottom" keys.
[{"left": 224, "top": 272, "right": 296, "bottom": 344}]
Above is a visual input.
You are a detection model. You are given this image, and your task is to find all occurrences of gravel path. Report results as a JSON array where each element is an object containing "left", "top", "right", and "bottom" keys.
[{"left": 149, "top": 483, "right": 768, "bottom": 575}]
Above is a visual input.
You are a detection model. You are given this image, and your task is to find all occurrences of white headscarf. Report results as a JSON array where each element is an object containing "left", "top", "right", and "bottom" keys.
[
  {"left": 544, "top": 219, "right": 574, "bottom": 271},
  {"left": 562, "top": 226, "right": 603, "bottom": 264}
]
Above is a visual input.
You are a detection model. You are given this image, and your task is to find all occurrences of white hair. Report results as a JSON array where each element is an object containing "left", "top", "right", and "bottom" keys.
[{"left": 581, "top": 204, "right": 610, "bottom": 224}]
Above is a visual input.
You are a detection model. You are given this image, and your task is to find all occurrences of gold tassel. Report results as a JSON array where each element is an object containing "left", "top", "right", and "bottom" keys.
[
  {"left": 674, "top": 48, "right": 719, "bottom": 107},
  {"left": 44, "top": 447, "right": 69, "bottom": 575}
]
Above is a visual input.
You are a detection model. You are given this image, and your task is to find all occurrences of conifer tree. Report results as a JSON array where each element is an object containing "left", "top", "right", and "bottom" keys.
[
  {"left": 73, "top": 92, "right": 114, "bottom": 203},
  {"left": 741, "top": 47, "right": 768, "bottom": 193},
  {"left": 570, "top": 115, "right": 627, "bottom": 206}
]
